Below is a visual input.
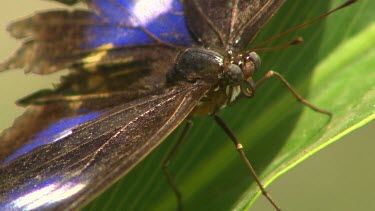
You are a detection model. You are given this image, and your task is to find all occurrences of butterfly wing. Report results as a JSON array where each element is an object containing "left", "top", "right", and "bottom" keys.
[
  {"left": 0, "top": 0, "right": 194, "bottom": 74},
  {"left": 0, "top": 81, "right": 210, "bottom": 210},
  {"left": 183, "top": 0, "right": 285, "bottom": 51}
]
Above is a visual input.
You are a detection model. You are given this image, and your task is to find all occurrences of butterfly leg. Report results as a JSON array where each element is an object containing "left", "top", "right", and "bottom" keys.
[
  {"left": 162, "top": 120, "right": 193, "bottom": 211},
  {"left": 255, "top": 70, "right": 332, "bottom": 117},
  {"left": 213, "top": 115, "right": 282, "bottom": 211}
]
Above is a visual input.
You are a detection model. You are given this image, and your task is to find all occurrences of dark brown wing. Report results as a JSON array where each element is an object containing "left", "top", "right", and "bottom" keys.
[
  {"left": 0, "top": 81, "right": 211, "bottom": 210},
  {"left": 183, "top": 0, "right": 286, "bottom": 51}
]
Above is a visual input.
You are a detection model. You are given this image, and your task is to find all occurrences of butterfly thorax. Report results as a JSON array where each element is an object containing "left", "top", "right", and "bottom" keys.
[{"left": 167, "top": 48, "right": 261, "bottom": 116}]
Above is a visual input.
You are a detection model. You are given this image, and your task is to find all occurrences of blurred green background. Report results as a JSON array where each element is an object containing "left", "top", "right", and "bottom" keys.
[{"left": 0, "top": 1, "right": 374, "bottom": 210}]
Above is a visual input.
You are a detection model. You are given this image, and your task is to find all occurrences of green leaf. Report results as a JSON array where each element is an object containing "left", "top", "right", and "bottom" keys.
[
  {"left": 239, "top": 12, "right": 375, "bottom": 211},
  {"left": 0, "top": 0, "right": 373, "bottom": 211}
]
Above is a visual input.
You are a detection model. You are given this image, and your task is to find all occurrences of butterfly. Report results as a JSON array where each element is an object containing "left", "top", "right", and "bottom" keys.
[{"left": 0, "top": 0, "right": 356, "bottom": 210}]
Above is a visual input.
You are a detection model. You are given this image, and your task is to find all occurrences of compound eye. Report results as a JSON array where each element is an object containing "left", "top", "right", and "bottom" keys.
[
  {"left": 247, "top": 52, "right": 261, "bottom": 70},
  {"left": 224, "top": 64, "right": 244, "bottom": 86}
]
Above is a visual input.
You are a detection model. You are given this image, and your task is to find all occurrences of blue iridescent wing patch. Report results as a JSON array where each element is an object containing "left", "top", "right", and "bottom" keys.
[
  {"left": 2, "top": 111, "right": 102, "bottom": 164},
  {"left": 86, "top": 0, "right": 193, "bottom": 47}
]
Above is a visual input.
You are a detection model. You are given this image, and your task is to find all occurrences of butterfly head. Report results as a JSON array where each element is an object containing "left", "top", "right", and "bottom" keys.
[{"left": 223, "top": 51, "right": 261, "bottom": 98}]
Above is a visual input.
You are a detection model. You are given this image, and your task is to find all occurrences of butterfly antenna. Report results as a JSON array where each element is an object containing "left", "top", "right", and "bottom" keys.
[
  {"left": 252, "top": 0, "right": 358, "bottom": 49},
  {"left": 253, "top": 37, "right": 303, "bottom": 52}
]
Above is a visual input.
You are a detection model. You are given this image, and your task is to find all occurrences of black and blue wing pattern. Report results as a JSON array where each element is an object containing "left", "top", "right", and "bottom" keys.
[
  {"left": 0, "top": 81, "right": 210, "bottom": 210},
  {"left": 1, "top": 0, "right": 194, "bottom": 74},
  {"left": 0, "top": 0, "right": 195, "bottom": 160},
  {"left": 0, "top": 0, "right": 288, "bottom": 210}
]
